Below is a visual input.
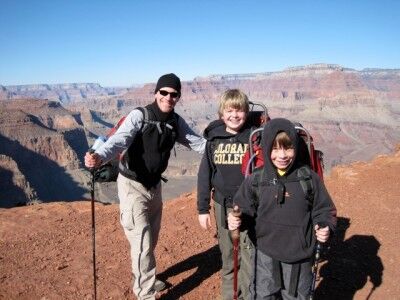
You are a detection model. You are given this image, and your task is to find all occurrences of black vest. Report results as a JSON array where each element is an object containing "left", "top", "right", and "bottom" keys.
[{"left": 119, "top": 103, "right": 179, "bottom": 188}]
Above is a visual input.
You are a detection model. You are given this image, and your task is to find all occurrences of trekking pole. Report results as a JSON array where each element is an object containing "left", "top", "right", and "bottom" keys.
[
  {"left": 230, "top": 206, "right": 241, "bottom": 300},
  {"left": 89, "top": 149, "right": 98, "bottom": 300},
  {"left": 87, "top": 136, "right": 106, "bottom": 300},
  {"left": 308, "top": 242, "right": 322, "bottom": 300}
]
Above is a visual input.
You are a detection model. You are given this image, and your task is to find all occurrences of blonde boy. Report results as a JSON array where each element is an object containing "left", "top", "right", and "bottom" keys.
[{"left": 197, "top": 89, "right": 253, "bottom": 300}]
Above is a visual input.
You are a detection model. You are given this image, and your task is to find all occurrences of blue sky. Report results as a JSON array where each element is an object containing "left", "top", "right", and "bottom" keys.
[{"left": 0, "top": 0, "right": 399, "bottom": 87}]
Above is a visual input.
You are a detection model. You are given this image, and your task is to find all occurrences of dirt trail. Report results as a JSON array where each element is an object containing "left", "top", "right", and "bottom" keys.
[{"left": 1, "top": 148, "right": 399, "bottom": 299}]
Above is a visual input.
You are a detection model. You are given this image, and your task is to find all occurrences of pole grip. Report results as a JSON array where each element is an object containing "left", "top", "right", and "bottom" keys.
[
  {"left": 88, "top": 149, "right": 98, "bottom": 175},
  {"left": 230, "top": 207, "right": 241, "bottom": 241}
]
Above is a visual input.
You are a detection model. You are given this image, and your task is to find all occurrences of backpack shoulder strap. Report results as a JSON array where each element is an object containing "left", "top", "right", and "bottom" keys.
[
  {"left": 249, "top": 166, "right": 315, "bottom": 209},
  {"left": 296, "top": 166, "right": 314, "bottom": 207},
  {"left": 250, "top": 167, "right": 264, "bottom": 208},
  {"left": 137, "top": 106, "right": 173, "bottom": 134},
  {"left": 135, "top": 107, "right": 150, "bottom": 132}
]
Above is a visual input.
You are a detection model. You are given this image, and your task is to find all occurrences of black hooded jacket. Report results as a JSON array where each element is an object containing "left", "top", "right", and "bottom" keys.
[
  {"left": 197, "top": 119, "right": 252, "bottom": 214},
  {"left": 233, "top": 118, "right": 337, "bottom": 263}
]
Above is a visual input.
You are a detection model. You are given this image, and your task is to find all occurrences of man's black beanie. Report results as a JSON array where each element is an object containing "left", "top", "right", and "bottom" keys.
[{"left": 154, "top": 73, "right": 181, "bottom": 94}]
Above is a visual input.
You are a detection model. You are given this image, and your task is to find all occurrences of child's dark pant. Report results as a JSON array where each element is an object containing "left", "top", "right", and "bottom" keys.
[{"left": 250, "top": 249, "right": 312, "bottom": 300}]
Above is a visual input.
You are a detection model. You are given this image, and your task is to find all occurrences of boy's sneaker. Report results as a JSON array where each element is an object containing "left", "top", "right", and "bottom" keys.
[{"left": 154, "top": 279, "right": 166, "bottom": 292}]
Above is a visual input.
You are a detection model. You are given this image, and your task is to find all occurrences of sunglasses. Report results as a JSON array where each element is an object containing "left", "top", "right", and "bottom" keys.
[{"left": 159, "top": 90, "right": 180, "bottom": 98}]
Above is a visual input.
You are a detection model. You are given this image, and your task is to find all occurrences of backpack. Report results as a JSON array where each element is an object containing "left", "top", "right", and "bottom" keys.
[
  {"left": 238, "top": 102, "right": 271, "bottom": 176},
  {"left": 93, "top": 107, "right": 179, "bottom": 182},
  {"left": 245, "top": 121, "right": 325, "bottom": 206}
]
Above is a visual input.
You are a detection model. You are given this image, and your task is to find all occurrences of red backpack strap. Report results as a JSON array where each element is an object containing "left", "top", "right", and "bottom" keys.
[
  {"left": 106, "top": 116, "right": 126, "bottom": 138},
  {"left": 242, "top": 127, "right": 265, "bottom": 177},
  {"left": 294, "top": 123, "right": 325, "bottom": 181}
]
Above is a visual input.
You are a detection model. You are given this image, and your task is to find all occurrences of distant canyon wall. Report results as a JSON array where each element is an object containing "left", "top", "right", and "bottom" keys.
[{"left": 0, "top": 83, "right": 129, "bottom": 104}]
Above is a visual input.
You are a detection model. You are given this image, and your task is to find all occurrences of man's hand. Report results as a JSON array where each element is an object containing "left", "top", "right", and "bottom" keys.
[
  {"left": 315, "top": 224, "right": 330, "bottom": 243},
  {"left": 198, "top": 213, "right": 212, "bottom": 230},
  {"left": 84, "top": 152, "right": 103, "bottom": 169}
]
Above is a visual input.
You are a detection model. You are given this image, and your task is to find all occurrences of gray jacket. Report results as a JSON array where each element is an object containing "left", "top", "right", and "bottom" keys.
[{"left": 95, "top": 108, "right": 206, "bottom": 162}]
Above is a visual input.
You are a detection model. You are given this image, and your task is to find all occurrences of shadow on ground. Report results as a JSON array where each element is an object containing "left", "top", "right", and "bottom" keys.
[
  {"left": 315, "top": 217, "right": 383, "bottom": 300},
  {"left": 158, "top": 245, "right": 221, "bottom": 300}
]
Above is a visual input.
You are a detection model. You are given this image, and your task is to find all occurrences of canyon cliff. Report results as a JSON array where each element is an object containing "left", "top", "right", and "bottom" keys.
[
  {"left": 0, "top": 63, "right": 399, "bottom": 205},
  {"left": 0, "top": 99, "right": 88, "bottom": 207}
]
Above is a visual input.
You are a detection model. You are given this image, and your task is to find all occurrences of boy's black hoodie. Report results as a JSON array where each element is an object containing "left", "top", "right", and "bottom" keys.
[
  {"left": 197, "top": 119, "right": 251, "bottom": 215},
  {"left": 233, "top": 118, "right": 337, "bottom": 263}
]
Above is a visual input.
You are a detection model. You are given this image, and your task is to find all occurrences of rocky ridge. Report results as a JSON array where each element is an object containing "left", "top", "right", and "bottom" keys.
[
  {"left": 0, "top": 83, "right": 129, "bottom": 104},
  {"left": 0, "top": 63, "right": 399, "bottom": 205},
  {"left": 3, "top": 64, "right": 399, "bottom": 104}
]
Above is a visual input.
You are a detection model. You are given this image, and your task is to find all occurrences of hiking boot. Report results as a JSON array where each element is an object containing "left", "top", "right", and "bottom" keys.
[
  {"left": 131, "top": 275, "right": 167, "bottom": 292},
  {"left": 154, "top": 279, "right": 166, "bottom": 292}
]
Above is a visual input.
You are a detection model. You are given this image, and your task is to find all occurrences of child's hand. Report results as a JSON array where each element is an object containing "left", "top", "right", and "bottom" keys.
[
  {"left": 315, "top": 224, "right": 330, "bottom": 243},
  {"left": 228, "top": 207, "right": 241, "bottom": 231},
  {"left": 198, "top": 214, "right": 211, "bottom": 230}
]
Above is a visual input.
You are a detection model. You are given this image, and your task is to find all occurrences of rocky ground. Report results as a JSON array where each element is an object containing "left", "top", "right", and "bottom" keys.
[{"left": 1, "top": 147, "right": 399, "bottom": 300}]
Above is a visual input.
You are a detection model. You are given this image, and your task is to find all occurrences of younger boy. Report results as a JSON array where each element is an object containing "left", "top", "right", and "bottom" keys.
[
  {"left": 228, "top": 118, "right": 337, "bottom": 300},
  {"left": 197, "top": 89, "right": 253, "bottom": 300}
]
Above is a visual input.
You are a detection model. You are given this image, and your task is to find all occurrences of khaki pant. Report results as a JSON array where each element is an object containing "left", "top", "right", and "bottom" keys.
[
  {"left": 118, "top": 174, "right": 163, "bottom": 300},
  {"left": 214, "top": 201, "right": 253, "bottom": 300}
]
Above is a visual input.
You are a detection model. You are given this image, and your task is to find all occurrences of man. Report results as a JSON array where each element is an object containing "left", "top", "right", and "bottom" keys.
[{"left": 85, "top": 73, "right": 205, "bottom": 300}]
